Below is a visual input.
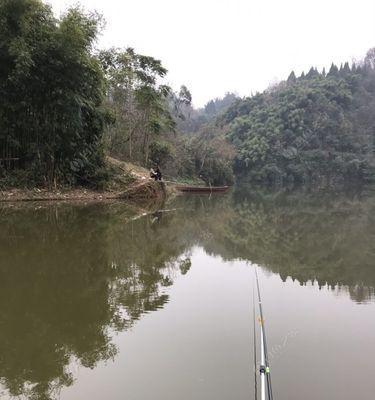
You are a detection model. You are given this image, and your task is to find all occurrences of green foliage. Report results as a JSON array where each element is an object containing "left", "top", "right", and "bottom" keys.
[
  {"left": 0, "top": 1, "right": 236, "bottom": 188},
  {"left": 0, "top": 202, "right": 192, "bottom": 398},
  {"left": 221, "top": 56, "right": 375, "bottom": 185},
  {"left": 190, "top": 127, "right": 235, "bottom": 185},
  {"left": 149, "top": 140, "right": 173, "bottom": 166},
  {"left": 160, "top": 125, "right": 235, "bottom": 185},
  {"left": 4, "top": 1, "right": 374, "bottom": 189},
  {"left": 0, "top": 0, "right": 108, "bottom": 187},
  {"left": 100, "top": 48, "right": 175, "bottom": 165}
]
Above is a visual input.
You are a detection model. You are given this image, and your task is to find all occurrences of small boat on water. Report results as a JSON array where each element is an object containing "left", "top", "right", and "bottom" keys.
[{"left": 175, "top": 185, "right": 229, "bottom": 193}]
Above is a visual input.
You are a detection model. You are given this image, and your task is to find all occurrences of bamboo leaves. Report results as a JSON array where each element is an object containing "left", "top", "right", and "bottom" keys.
[{"left": 0, "top": 0, "right": 108, "bottom": 187}]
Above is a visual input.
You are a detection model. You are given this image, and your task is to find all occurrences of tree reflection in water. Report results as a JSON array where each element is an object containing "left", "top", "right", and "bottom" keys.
[
  {"left": 0, "top": 188, "right": 374, "bottom": 398},
  {"left": 0, "top": 203, "right": 191, "bottom": 399},
  {"left": 188, "top": 187, "right": 375, "bottom": 303}
]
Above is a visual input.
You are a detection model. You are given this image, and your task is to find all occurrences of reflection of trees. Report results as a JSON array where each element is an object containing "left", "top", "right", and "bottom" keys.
[
  {"left": 189, "top": 189, "right": 375, "bottom": 304},
  {"left": 0, "top": 204, "right": 190, "bottom": 399},
  {"left": 1, "top": 189, "right": 374, "bottom": 398},
  {"left": 157, "top": 190, "right": 375, "bottom": 304}
]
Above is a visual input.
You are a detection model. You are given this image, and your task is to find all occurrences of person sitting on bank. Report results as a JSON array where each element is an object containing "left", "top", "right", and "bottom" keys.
[
  {"left": 155, "top": 165, "right": 162, "bottom": 181},
  {"left": 150, "top": 168, "right": 157, "bottom": 181},
  {"left": 150, "top": 165, "right": 162, "bottom": 181}
]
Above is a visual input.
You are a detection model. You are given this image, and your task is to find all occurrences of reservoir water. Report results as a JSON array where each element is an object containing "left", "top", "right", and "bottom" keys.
[{"left": 1, "top": 187, "right": 375, "bottom": 399}]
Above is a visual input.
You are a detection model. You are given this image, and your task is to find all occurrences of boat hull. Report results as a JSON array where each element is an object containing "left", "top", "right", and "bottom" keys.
[{"left": 175, "top": 185, "right": 229, "bottom": 193}]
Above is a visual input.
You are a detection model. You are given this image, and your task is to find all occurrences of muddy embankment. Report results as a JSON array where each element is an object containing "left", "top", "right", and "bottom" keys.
[{"left": 0, "top": 157, "right": 173, "bottom": 203}]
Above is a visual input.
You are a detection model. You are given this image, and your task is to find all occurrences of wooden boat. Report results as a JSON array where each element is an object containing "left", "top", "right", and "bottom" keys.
[{"left": 175, "top": 185, "right": 229, "bottom": 193}]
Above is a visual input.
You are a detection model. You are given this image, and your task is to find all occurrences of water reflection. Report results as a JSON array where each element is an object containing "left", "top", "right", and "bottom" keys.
[
  {"left": 152, "top": 189, "right": 375, "bottom": 305},
  {"left": 0, "top": 203, "right": 191, "bottom": 399},
  {"left": 1, "top": 188, "right": 375, "bottom": 398},
  {"left": 228, "top": 188, "right": 375, "bottom": 303},
  {"left": 178, "top": 188, "right": 375, "bottom": 303}
]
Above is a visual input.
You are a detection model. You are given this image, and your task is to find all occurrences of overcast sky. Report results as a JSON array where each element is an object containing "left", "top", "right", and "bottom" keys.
[{"left": 48, "top": 0, "right": 375, "bottom": 107}]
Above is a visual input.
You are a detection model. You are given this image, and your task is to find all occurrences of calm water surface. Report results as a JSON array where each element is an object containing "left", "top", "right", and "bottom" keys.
[{"left": 1, "top": 188, "right": 375, "bottom": 399}]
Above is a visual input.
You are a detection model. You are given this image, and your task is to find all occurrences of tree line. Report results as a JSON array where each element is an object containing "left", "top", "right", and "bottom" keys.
[
  {"left": 0, "top": 0, "right": 235, "bottom": 188},
  {"left": 2, "top": 0, "right": 375, "bottom": 189},
  {"left": 219, "top": 51, "right": 375, "bottom": 185}
]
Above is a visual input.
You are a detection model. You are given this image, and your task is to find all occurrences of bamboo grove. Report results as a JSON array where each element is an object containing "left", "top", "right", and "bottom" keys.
[{"left": 0, "top": 0, "right": 110, "bottom": 187}]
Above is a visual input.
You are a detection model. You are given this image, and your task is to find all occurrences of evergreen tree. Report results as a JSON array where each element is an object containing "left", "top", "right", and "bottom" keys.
[
  {"left": 343, "top": 62, "right": 351, "bottom": 73},
  {"left": 287, "top": 71, "right": 297, "bottom": 84},
  {"left": 204, "top": 100, "right": 217, "bottom": 116},
  {"left": 327, "top": 63, "right": 339, "bottom": 77},
  {"left": 306, "top": 67, "right": 319, "bottom": 79}
]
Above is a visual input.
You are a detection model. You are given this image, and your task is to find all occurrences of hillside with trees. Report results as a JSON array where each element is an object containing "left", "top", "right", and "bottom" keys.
[
  {"left": 220, "top": 51, "right": 375, "bottom": 186},
  {"left": 2, "top": 0, "right": 375, "bottom": 191}
]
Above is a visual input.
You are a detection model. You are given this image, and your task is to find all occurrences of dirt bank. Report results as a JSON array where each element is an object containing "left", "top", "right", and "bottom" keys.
[{"left": 0, "top": 157, "right": 172, "bottom": 203}]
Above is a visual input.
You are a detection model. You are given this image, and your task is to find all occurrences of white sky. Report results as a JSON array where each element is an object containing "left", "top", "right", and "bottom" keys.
[{"left": 48, "top": 0, "right": 375, "bottom": 107}]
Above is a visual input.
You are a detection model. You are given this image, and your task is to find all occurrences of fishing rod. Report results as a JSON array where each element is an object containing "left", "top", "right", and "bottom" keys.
[
  {"left": 252, "top": 287, "right": 258, "bottom": 400},
  {"left": 253, "top": 266, "right": 274, "bottom": 400}
]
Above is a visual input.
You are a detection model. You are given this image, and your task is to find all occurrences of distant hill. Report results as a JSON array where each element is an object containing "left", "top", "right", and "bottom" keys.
[{"left": 219, "top": 50, "right": 375, "bottom": 186}]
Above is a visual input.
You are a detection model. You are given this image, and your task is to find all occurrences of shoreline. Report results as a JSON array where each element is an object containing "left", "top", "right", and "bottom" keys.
[
  {"left": 0, "top": 188, "right": 118, "bottom": 203},
  {"left": 0, "top": 181, "right": 171, "bottom": 204},
  {"left": 0, "top": 157, "right": 174, "bottom": 203}
]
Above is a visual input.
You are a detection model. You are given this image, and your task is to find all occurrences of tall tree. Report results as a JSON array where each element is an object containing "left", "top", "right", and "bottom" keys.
[
  {"left": 287, "top": 71, "right": 297, "bottom": 84},
  {"left": 364, "top": 47, "right": 375, "bottom": 69},
  {"left": 327, "top": 63, "right": 339, "bottom": 77},
  {"left": 100, "top": 48, "right": 175, "bottom": 164},
  {"left": 0, "top": 0, "right": 108, "bottom": 186}
]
